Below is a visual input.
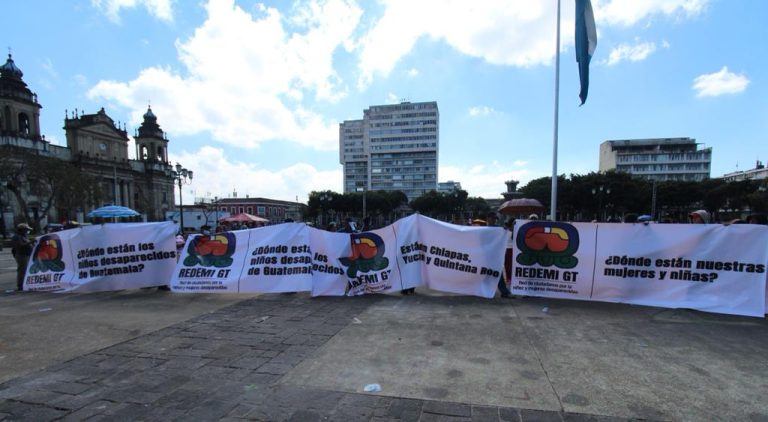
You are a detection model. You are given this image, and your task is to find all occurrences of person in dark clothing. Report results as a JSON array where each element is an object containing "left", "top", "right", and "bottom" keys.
[
  {"left": 11, "top": 223, "right": 34, "bottom": 291},
  {"left": 486, "top": 214, "right": 513, "bottom": 298}
]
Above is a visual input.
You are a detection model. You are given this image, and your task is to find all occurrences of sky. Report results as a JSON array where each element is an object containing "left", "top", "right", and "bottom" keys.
[{"left": 4, "top": 0, "right": 767, "bottom": 204}]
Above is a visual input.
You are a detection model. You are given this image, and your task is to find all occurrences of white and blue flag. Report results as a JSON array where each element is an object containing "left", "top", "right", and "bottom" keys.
[{"left": 575, "top": 0, "right": 597, "bottom": 105}]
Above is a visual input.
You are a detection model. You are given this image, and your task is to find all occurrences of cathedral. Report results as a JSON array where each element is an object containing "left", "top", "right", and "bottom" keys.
[{"left": 0, "top": 53, "right": 177, "bottom": 233}]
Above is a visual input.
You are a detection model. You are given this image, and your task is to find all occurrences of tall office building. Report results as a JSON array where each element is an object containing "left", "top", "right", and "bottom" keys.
[
  {"left": 599, "top": 138, "right": 711, "bottom": 182},
  {"left": 340, "top": 101, "right": 438, "bottom": 201}
]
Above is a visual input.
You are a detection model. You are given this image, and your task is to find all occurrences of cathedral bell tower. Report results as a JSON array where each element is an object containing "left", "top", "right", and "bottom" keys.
[
  {"left": 0, "top": 53, "right": 43, "bottom": 140},
  {"left": 134, "top": 106, "right": 169, "bottom": 163}
]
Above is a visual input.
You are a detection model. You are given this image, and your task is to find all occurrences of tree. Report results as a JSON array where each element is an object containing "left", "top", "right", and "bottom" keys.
[
  {"left": 409, "top": 190, "right": 442, "bottom": 217},
  {"left": 0, "top": 147, "right": 107, "bottom": 230},
  {"left": 464, "top": 196, "right": 490, "bottom": 219},
  {"left": 53, "top": 170, "right": 103, "bottom": 222},
  {"left": 366, "top": 190, "right": 408, "bottom": 223}
]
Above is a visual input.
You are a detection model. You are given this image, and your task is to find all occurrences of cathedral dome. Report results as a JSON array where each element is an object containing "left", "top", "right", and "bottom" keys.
[
  {"left": 0, "top": 54, "right": 23, "bottom": 79},
  {"left": 143, "top": 106, "right": 157, "bottom": 120}
]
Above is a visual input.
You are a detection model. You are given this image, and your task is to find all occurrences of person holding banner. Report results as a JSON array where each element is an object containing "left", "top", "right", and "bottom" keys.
[
  {"left": 486, "top": 214, "right": 513, "bottom": 299},
  {"left": 11, "top": 223, "right": 33, "bottom": 291}
]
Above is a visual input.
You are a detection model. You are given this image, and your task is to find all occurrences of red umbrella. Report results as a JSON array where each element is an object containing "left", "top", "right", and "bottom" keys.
[
  {"left": 219, "top": 213, "right": 269, "bottom": 223},
  {"left": 498, "top": 198, "right": 545, "bottom": 216}
]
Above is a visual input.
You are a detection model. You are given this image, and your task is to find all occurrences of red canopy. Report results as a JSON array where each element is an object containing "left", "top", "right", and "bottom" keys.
[
  {"left": 497, "top": 198, "right": 545, "bottom": 216},
  {"left": 219, "top": 213, "right": 269, "bottom": 223}
]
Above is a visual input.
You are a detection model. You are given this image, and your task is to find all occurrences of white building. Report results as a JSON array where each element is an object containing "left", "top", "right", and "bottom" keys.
[
  {"left": 599, "top": 137, "right": 711, "bottom": 181},
  {"left": 340, "top": 101, "right": 438, "bottom": 201},
  {"left": 437, "top": 181, "right": 462, "bottom": 193},
  {"left": 722, "top": 161, "right": 768, "bottom": 182}
]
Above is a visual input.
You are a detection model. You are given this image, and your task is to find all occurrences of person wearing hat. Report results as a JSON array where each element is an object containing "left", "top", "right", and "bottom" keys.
[
  {"left": 689, "top": 210, "right": 710, "bottom": 224},
  {"left": 11, "top": 223, "right": 34, "bottom": 291}
]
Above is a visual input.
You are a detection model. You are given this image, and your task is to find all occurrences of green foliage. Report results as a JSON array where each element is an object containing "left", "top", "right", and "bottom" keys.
[
  {"left": 519, "top": 172, "right": 764, "bottom": 222},
  {"left": 0, "top": 146, "right": 102, "bottom": 230},
  {"left": 305, "top": 189, "right": 408, "bottom": 223}
]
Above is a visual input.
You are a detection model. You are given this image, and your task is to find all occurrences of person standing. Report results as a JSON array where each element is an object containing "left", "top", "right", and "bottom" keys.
[
  {"left": 11, "top": 223, "right": 34, "bottom": 291},
  {"left": 486, "top": 214, "right": 513, "bottom": 298}
]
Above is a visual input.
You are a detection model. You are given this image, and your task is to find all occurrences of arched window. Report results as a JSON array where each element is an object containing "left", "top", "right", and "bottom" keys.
[
  {"left": 18, "top": 113, "right": 30, "bottom": 136},
  {"left": 157, "top": 146, "right": 165, "bottom": 162},
  {"left": 139, "top": 145, "right": 148, "bottom": 160}
]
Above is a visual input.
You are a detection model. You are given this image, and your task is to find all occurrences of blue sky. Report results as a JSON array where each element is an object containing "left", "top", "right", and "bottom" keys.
[{"left": 5, "top": 0, "right": 766, "bottom": 203}]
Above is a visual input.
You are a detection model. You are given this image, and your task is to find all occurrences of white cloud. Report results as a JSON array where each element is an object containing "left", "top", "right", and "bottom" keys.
[
  {"left": 170, "top": 146, "right": 342, "bottom": 202},
  {"left": 441, "top": 161, "right": 530, "bottom": 198},
  {"left": 356, "top": 0, "right": 708, "bottom": 87},
  {"left": 692, "top": 66, "right": 750, "bottom": 97},
  {"left": 385, "top": 93, "right": 400, "bottom": 104},
  {"left": 357, "top": 1, "right": 562, "bottom": 87},
  {"left": 37, "top": 58, "right": 59, "bottom": 90},
  {"left": 596, "top": 0, "right": 708, "bottom": 26},
  {"left": 406, "top": 68, "right": 419, "bottom": 77},
  {"left": 91, "top": 0, "right": 175, "bottom": 23},
  {"left": 88, "top": 0, "right": 362, "bottom": 151},
  {"left": 603, "top": 40, "right": 656, "bottom": 66},
  {"left": 468, "top": 106, "right": 498, "bottom": 117},
  {"left": 73, "top": 74, "right": 89, "bottom": 86}
]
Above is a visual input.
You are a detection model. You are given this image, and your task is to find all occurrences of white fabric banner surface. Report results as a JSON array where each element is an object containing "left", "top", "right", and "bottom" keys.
[
  {"left": 512, "top": 221, "right": 768, "bottom": 317},
  {"left": 401, "top": 215, "right": 507, "bottom": 298},
  {"left": 172, "top": 215, "right": 505, "bottom": 298},
  {"left": 24, "top": 222, "right": 178, "bottom": 293},
  {"left": 171, "top": 229, "right": 256, "bottom": 293}
]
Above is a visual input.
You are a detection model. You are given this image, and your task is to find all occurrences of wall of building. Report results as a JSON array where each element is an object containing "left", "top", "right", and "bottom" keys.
[
  {"left": 341, "top": 101, "right": 439, "bottom": 201},
  {"left": 599, "top": 138, "right": 712, "bottom": 181}
]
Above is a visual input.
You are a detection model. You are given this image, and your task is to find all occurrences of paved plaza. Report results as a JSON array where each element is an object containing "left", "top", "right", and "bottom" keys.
[{"left": 1, "top": 248, "right": 767, "bottom": 421}]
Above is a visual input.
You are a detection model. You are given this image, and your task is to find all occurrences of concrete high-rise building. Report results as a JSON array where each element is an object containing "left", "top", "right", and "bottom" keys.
[
  {"left": 340, "top": 101, "right": 438, "bottom": 201},
  {"left": 599, "top": 137, "right": 711, "bottom": 181}
]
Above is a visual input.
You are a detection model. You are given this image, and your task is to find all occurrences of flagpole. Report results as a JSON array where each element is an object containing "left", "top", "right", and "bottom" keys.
[{"left": 550, "top": 0, "right": 561, "bottom": 221}]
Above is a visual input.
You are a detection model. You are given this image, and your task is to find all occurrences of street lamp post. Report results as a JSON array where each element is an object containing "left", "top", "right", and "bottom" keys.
[
  {"left": 591, "top": 185, "right": 611, "bottom": 222},
  {"left": 356, "top": 186, "right": 367, "bottom": 221},
  {"left": 170, "top": 163, "right": 193, "bottom": 233},
  {"left": 319, "top": 193, "right": 332, "bottom": 227},
  {"left": 214, "top": 196, "right": 219, "bottom": 232}
]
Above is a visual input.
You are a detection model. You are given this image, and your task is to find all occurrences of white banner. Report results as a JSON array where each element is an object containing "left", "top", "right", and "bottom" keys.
[
  {"left": 24, "top": 222, "right": 178, "bottom": 292},
  {"left": 25, "top": 217, "right": 768, "bottom": 317},
  {"left": 511, "top": 221, "right": 768, "bottom": 317},
  {"left": 172, "top": 214, "right": 505, "bottom": 298},
  {"left": 398, "top": 215, "right": 506, "bottom": 298},
  {"left": 171, "top": 229, "right": 251, "bottom": 293}
]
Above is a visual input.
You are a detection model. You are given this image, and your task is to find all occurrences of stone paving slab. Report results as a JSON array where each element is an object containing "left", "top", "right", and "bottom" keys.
[
  {"left": 0, "top": 294, "right": 637, "bottom": 421},
  {"left": 280, "top": 296, "right": 561, "bottom": 409}
]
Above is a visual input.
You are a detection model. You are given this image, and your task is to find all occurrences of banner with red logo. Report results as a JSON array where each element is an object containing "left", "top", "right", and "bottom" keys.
[
  {"left": 24, "top": 222, "right": 178, "bottom": 292},
  {"left": 310, "top": 225, "right": 403, "bottom": 296},
  {"left": 512, "top": 221, "right": 768, "bottom": 317},
  {"left": 170, "top": 214, "right": 505, "bottom": 297}
]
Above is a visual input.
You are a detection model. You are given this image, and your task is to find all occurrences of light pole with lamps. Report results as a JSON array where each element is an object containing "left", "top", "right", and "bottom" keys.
[
  {"left": 318, "top": 193, "right": 331, "bottom": 227},
  {"left": 591, "top": 185, "right": 611, "bottom": 222},
  {"left": 170, "top": 163, "right": 193, "bottom": 233}
]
